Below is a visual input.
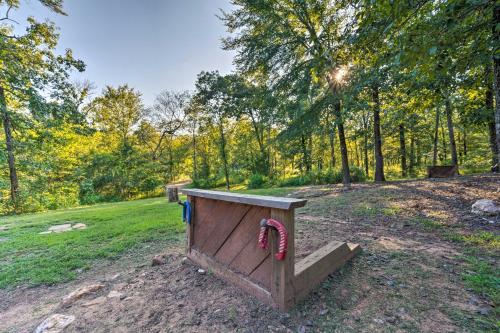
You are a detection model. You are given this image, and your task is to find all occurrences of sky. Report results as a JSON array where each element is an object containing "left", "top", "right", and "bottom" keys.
[{"left": 13, "top": 0, "right": 236, "bottom": 105}]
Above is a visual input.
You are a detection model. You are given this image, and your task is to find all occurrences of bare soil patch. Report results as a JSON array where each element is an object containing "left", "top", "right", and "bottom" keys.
[{"left": 1, "top": 174, "right": 498, "bottom": 332}]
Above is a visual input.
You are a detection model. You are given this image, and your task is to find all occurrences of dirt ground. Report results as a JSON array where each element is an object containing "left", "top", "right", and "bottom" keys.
[{"left": 1, "top": 174, "right": 499, "bottom": 332}]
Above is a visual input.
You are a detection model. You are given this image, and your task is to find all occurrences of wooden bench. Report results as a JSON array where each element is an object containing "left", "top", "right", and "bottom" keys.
[
  {"left": 427, "top": 165, "right": 458, "bottom": 178},
  {"left": 181, "top": 189, "right": 360, "bottom": 311}
]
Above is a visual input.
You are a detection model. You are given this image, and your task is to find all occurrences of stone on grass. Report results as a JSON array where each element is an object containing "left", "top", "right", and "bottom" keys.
[
  {"left": 61, "top": 283, "right": 105, "bottom": 307},
  {"left": 197, "top": 268, "right": 206, "bottom": 275},
  {"left": 0, "top": 225, "right": 8, "bottom": 232},
  {"left": 34, "top": 314, "right": 75, "bottom": 333},
  {"left": 471, "top": 199, "right": 500, "bottom": 216},
  {"left": 48, "top": 224, "right": 72, "bottom": 233},
  {"left": 72, "top": 223, "right": 87, "bottom": 230}
]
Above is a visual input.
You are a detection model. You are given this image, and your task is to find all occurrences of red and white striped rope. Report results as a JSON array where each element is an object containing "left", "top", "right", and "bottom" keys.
[{"left": 257, "top": 218, "right": 288, "bottom": 261}]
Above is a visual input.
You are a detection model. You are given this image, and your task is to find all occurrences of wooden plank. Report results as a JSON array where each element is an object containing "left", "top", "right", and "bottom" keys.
[
  {"left": 214, "top": 206, "right": 270, "bottom": 265},
  {"left": 188, "top": 248, "right": 273, "bottom": 307},
  {"left": 249, "top": 254, "right": 272, "bottom": 288},
  {"left": 199, "top": 203, "right": 251, "bottom": 256},
  {"left": 181, "top": 189, "right": 307, "bottom": 210},
  {"left": 294, "top": 241, "right": 361, "bottom": 302},
  {"left": 186, "top": 196, "right": 195, "bottom": 254},
  {"left": 270, "top": 208, "right": 296, "bottom": 311},
  {"left": 193, "top": 199, "right": 248, "bottom": 252}
]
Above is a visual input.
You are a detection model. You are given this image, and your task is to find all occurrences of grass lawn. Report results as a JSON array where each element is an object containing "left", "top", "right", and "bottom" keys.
[
  {"left": 0, "top": 197, "right": 186, "bottom": 288},
  {"left": 0, "top": 188, "right": 297, "bottom": 289}
]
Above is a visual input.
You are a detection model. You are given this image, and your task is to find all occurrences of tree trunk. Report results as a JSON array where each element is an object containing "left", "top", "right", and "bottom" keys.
[
  {"left": 433, "top": 108, "right": 439, "bottom": 166},
  {"left": 0, "top": 86, "right": 19, "bottom": 204},
  {"left": 166, "top": 186, "right": 179, "bottom": 202},
  {"left": 440, "top": 115, "right": 447, "bottom": 163},
  {"left": 494, "top": 4, "right": 500, "bottom": 168},
  {"left": 363, "top": 131, "right": 369, "bottom": 177},
  {"left": 300, "top": 134, "right": 311, "bottom": 173},
  {"left": 462, "top": 129, "right": 467, "bottom": 156},
  {"left": 218, "top": 121, "right": 230, "bottom": 190},
  {"left": 372, "top": 85, "right": 385, "bottom": 181},
  {"left": 328, "top": 123, "right": 336, "bottom": 168},
  {"left": 399, "top": 124, "right": 407, "bottom": 177},
  {"left": 334, "top": 101, "right": 350, "bottom": 186},
  {"left": 445, "top": 98, "right": 458, "bottom": 166},
  {"left": 409, "top": 134, "right": 415, "bottom": 175}
]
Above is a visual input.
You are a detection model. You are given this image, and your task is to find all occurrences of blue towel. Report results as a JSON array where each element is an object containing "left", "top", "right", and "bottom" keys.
[{"left": 182, "top": 201, "right": 192, "bottom": 224}]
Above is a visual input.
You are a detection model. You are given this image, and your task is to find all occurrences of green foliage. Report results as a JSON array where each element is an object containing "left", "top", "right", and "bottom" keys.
[
  {"left": 247, "top": 173, "right": 266, "bottom": 189},
  {"left": 1, "top": 0, "right": 498, "bottom": 215}
]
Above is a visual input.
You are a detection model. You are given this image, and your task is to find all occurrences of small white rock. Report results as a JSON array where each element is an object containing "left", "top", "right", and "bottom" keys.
[
  {"left": 472, "top": 199, "right": 500, "bottom": 216},
  {"left": 107, "top": 290, "right": 124, "bottom": 299},
  {"left": 34, "top": 314, "right": 75, "bottom": 333},
  {"left": 72, "top": 223, "right": 87, "bottom": 230},
  {"left": 48, "top": 224, "right": 72, "bottom": 233},
  {"left": 197, "top": 268, "right": 206, "bottom": 275}
]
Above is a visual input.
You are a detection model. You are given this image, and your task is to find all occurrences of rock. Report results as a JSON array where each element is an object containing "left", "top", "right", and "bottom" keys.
[
  {"left": 373, "top": 318, "right": 385, "bottom": 324},
  {"left": 181, "top": 257, "right": 188, "bottom": 265},
  {"left": 152, "top": 254, "right": 166, "bottom": 266},
  {"left": 107, "top": 290, "right": 124, "bottom": 299},
  {"left": 39, "top": 231, "right": 53, "bottom": 235},
  {"left": 0, "top": 225, "right": 8, "bottom": 232},
  {"left": 197, "top": 268, "right": 206, "bottom": 275},
  {"left": 468, "top": 295, "right": 480, "bottom": 306},
  {"left": 297, "top": 325, "right": 306, "bottom": 333},
  {"left": 471, "top": 199, "right": 500, "bottom": 216},
  {"left": 72, "top": 223, "right": 87, "bottom": 230},
  {"left": 319, "top": 309, "right": 329, "bottom": 316},
  {"left": 478, "top": 306, "right": 492, "bottom": 316},
  {"left": 61, "top": 283, "right": 105, "bottom": 307},
  {"left": 82, "top": 296, "right": 107, "bottom": 307},
  {"left": 34, "top": 314, "right": 75, "bottom": 333},
  {"left": 48, "top": 224, "right": 73, "bottom": 233}
]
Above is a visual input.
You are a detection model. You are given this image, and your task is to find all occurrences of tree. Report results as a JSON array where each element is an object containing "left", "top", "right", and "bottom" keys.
[
  {"left": 87, "top": 85, "right": 143, "bottom": 145},
  {"left": 145, "top": 90, "right": 189, "bottom": 161},
  {"left": 221, "top": 0, "right": 354, "bottom": 185},
  {"left": 195, "top": 71, "right": 232, "bottom": 190},
  {"left": 0, "top": 0, "right": 84, "bottom": 207}
]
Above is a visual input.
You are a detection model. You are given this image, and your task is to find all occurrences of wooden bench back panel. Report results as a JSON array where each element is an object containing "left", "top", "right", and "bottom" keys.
[
  {"left": 192, "top": 197, "right": 272, "bottom": 288},
  {"left": 427, "top": 165, "right": 458, "bottom": 178}
]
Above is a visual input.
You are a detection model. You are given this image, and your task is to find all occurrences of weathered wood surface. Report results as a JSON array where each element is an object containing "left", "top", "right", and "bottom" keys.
[
  {"left": 184, "top": 188, "right": 360, "bottom": 311},
  {"left": 181, "top": 189, "right": 307, "bottom": 210},
  {"left": 294, "top": 242, "right": 361, "bottom": 302},
  {"left": 191, "top": 197, "right": 272, "bottom": 288},
  {"left": 427, "top": 165, "right": 458, "bottom": 178},
  {"left": 270, "top": 208, "right": 296, "bottom": 311},
  {"left": 188, "top": 248, "right": 273, "bottom": 306},
  {"left": 166, "top": 186, "right": 179, "bottom": 202}
]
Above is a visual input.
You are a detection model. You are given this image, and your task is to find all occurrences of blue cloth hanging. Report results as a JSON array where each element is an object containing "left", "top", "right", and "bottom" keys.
[{"left": 182, "top": 201, "right": 192, "bottom": 224}]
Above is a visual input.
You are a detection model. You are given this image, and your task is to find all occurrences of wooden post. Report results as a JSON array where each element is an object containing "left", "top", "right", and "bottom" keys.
[
  {"left": 270, "top": 208, "right": 295, "bottom": 311},
  {"left": 166, "top": 186, "right": 179, "bottom": 202},
  {"left": 186, "top": 195, "right": 194, "bottom": 254}
]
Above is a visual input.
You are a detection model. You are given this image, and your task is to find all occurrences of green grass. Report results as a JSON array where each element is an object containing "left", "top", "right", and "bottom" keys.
[
  {"left": 232, "top": 186, "right": 299, "bottom": 197},
  {"left": 0, "top": 197, "right": 185, "bottom": 288}
]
